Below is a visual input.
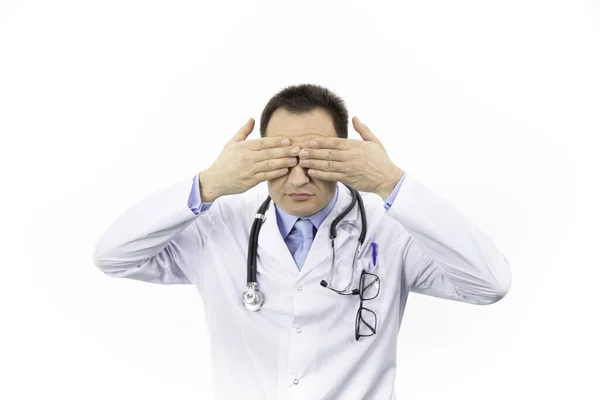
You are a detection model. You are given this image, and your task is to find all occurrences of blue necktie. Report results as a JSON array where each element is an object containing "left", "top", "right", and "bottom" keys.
[{"left": 290, "top": 218, "right": 315, "bottom": 270}]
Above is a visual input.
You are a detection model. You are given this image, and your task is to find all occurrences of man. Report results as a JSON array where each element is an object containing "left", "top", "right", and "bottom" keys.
[{"left": 93, "top": 83, "right": 511, "bottom": 400}]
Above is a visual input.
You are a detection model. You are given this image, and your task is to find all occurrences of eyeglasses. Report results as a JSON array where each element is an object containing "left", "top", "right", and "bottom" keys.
[{"left": 354, "top": 269, "right": 380, "bottom": 341}]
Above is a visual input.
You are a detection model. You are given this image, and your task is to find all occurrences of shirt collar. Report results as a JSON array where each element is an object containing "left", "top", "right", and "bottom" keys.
[{"left": 275, "top": 186, "right": 339, "bottom": 239}]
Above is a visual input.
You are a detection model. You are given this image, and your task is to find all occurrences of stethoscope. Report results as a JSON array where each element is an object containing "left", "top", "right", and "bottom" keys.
[{"left": 242, "top": 184, "right": 367, "bottom": 311}]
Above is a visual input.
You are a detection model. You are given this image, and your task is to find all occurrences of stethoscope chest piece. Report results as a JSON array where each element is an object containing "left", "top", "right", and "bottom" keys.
[{"left": 242, "top": 282, "right": 264, "bottom": 311}]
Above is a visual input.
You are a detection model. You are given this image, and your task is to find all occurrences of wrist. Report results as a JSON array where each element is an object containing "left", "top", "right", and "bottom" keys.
[
  {"left": 199, "top": 169, "right": 222, "bottom": 203},
  {"left": 376, "top": 167, "right": 404, "bottom": 200}
]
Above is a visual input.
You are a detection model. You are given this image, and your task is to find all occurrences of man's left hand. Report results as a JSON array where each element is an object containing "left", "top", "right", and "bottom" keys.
[{"left": 297, "top": 116, "right": 405, "bottom": 200}]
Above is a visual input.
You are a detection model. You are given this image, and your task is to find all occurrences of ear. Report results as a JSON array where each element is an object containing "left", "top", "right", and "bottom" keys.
[{"left": 352, "top": 116, "right": 381, "bottom": 144}]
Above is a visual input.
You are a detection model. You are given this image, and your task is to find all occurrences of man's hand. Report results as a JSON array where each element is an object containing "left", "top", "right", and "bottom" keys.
[
  {"left": 297, "top": 117, "right": 404, "bottom": 200},
  {"left": 199, "top": 118, "right": 300, "bottom": 202}
]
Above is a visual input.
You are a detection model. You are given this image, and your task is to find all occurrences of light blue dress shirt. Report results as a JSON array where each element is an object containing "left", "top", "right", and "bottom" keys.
[{"left": 187, "top": 172, "right": 407, "bottom": 255}]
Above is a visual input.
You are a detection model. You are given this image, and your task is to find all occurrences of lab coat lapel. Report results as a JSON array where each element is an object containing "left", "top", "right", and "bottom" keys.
[
  {"left": 256, "top": 196, "right": 301, "bottom": 279},
  {"left": 298, "top": 183, "right": 360, "bottom": 279}
]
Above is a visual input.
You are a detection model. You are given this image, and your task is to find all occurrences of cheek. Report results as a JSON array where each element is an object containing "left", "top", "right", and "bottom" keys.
[
  {"left": 313, "top": 180, "right": 335, "bottom": 194},
  {"left": 267, "top": 176, "right": 287, "bottom": 196}
]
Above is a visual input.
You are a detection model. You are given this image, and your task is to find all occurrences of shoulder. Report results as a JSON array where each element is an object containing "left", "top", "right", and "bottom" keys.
[
  {"left": 357, "top": 190, "right": 384, "bottom": 210},
  {"left": 353, "top": 186, "right": 407, "bottom": 234},
  {"left": 208, "top": 183, "right": 269, "bottom": 223}
]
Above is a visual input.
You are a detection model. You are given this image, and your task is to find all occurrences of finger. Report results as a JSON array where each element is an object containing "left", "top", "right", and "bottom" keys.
[
  {"left": 307, "top": 169, "right": 345, "bottom": 182},
  {"left": 299, "top": 159, "right": 347, "bottom": 173},
  {"left": 352, "top": 116, "right": 381, "bottom": 144},
  {"left": 253, "top": 145, "right": 300, "bottom": 162},
  {"left": 297, "top": 148, "right": 347, "bottom": 162},
  {"left": 254, "top": 167, "right": 290, "bottom": 183},
  {"left": 252, "top": 156, "right": 298, "bottom": 175},
  {"left": 245, "top": 136, "right": 292, "bottom": 151},
  {"left": 228, "top": 118, "right": 256, "bottom": 144},
  {"left": 298, "top": 137, "right": 355, "bottom": 150}
]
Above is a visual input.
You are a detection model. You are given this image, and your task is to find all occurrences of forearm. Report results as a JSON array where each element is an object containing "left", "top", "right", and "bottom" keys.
[
  {"left": 387, "top": 174, "right": 511, "bottom": 304},
  {"left": 92, "top": 176, "right": 204, "bottom": 284}
]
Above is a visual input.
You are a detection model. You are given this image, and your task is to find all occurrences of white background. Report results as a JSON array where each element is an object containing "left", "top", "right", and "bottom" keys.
[{"left": 1, "top": 0, "right": 598, "bottom": 398}]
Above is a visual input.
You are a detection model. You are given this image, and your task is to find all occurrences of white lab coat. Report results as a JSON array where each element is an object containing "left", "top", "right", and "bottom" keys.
[{"left": 92, "top": 172, "right": 511, "bottom": 400}]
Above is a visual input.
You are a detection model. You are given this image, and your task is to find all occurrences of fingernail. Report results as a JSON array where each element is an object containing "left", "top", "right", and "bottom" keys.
[
  {"left": 291, "top": 147, "right": 299, "bottom": 154},
  {"left": 310, "top": 140, "right": 318, "bottom": 147},
  {"left": 300, "top": 150, "right": 308, "bottom": 157},
  {"left": 281, "top": 139, "right": 290, "bottom": 145}
]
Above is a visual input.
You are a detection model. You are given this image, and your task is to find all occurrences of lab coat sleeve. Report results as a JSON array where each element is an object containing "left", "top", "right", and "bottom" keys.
[
  {"left": 383, "top": 172, "right": 406, "bottom": 211},
  {"left": 92, "top": 175, "right": 217, "bottom": 285},
  {"left": 188, "top": 172, "right": 213, "bottom": 215},
  {"left": 386, "top": 173, "right": 511, "bottom": 305}
]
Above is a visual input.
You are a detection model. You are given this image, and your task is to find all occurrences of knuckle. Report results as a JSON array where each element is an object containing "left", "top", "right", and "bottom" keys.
[{"left": 252, "top": 160, "right": 262, "bottom": 174}]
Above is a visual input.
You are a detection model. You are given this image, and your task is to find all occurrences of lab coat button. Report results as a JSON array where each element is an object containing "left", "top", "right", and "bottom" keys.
[
  {"left": 293, "top": 379, "right": 299, "bottom": 385},
  {"left": 296, "top": 328, "right": 302, "bottom": 333},
  {"left": 296, "top": 286, "right": 303, "bottom": 291}
]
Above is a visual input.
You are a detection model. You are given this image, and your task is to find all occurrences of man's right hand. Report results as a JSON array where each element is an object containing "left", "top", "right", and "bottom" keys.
[{"left": 199, "top": 118, "right": 299, "bottom": 202}]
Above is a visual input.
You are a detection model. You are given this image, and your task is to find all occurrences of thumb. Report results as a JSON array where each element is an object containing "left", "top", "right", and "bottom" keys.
[
  {"left": 229, "top": 118, "right": 255, "bottom": 144},
  {"left": 352, "top": 116, "right": 381, "bottom": 144}
]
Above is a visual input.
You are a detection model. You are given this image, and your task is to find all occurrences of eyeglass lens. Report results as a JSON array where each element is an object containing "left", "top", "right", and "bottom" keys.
[
  {"left": 360, "top": 272, "right": 380, "bottom": 300},
  {"left": 355, "top": 270, "right": 380, "bottom": 340}
]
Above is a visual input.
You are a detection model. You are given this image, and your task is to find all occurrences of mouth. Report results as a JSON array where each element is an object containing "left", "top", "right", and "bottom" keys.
[{"left": 288, "top": 193, "right": 313, "bottom": 201}]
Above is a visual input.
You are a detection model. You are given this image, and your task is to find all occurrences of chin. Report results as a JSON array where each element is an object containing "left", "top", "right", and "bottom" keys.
[{"left": 284, "top": 201, "right": 318, "bottom": 216}]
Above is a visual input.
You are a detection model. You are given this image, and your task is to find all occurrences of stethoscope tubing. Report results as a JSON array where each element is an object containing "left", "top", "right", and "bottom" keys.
[{"left": 243, "top": 184, "right": 366, "bottom": 311}]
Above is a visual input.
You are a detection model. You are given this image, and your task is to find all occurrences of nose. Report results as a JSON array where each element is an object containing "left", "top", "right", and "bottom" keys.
[{"left": 287, "top": 158, "right": 310, "bottom": 187}]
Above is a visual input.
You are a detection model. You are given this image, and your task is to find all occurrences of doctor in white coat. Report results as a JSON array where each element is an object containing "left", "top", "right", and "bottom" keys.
[{"left": 93, "top": 83, "right": 511, "bottom": 400}]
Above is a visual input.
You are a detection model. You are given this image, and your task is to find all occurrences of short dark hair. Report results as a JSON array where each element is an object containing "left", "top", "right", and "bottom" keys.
[{"left": 259, "top": 83, "right": 348, "bottom": 139}]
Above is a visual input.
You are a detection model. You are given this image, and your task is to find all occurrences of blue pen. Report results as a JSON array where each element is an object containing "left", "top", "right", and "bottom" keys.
[{"left": 371, "top": 242, "right": 378, "bottom": 267}]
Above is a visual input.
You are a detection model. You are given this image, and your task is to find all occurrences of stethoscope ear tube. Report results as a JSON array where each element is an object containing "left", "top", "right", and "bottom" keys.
[
  {"left": 247, "top": 219, "right": 259, "bottom": 283},
  {"left": 330, "top": 184, "right": 357, "bottom": 240},
  {"left": 354, "top": 186, "right": 367, "bottom": 244},
  {"left": 243, "top": 195, "right": 271, "bottom": 311},
  {"left": 247, "top": 196, "right": 272, "bottom": 282},
  {"left": 322, "top": 185, "right": 367, "bottom": 295}
]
